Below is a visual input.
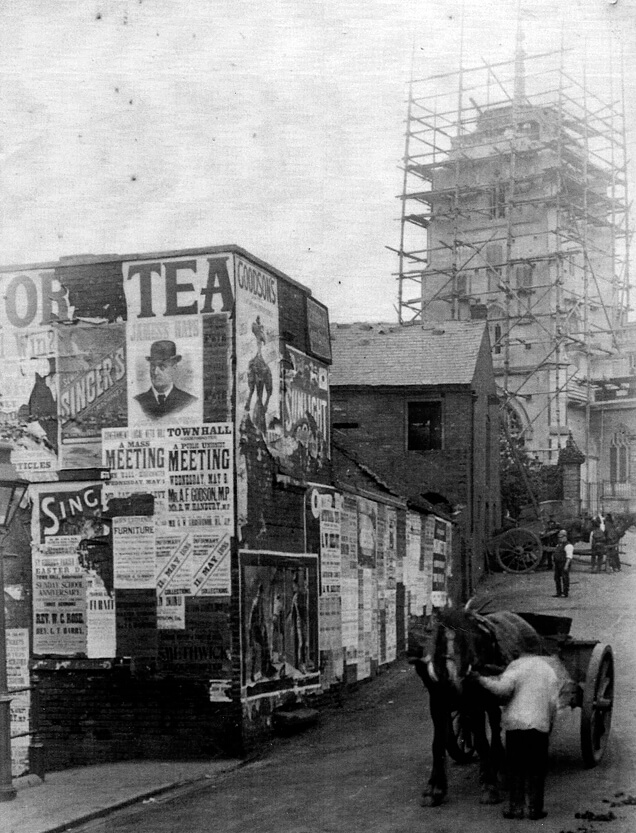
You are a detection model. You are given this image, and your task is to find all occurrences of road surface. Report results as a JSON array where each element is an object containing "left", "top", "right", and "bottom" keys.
[{"left": 76, "top": 539, "right": 636, "bottom": 833}]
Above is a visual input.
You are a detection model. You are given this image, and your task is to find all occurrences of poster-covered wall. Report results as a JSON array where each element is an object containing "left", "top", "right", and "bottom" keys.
[
  {"left": 58, "top": 322, "right": 127, "bottom": 470},
  {"left": 8, "top": 627, "right": 30, "bottom": 777},
  {"left": 240, "top": 551, "right": 319, "bottom": 698},
  {"left": 279, "top": 345, "right": 330, "bottom": 473},
  {"left": 31, "top": 481, "right": 114, "bottom": 657},
  {"left": 431, "top": 518, "right": 451, "bottom": 608},
  {"left": 235, "top": 256, "right": 280, "bottom": 530},
  {"left": 340, "top": 494, "right": 359, "bottom": 669},
  {"left": 0, "top": 268, "right": 62, "bottom": 481},
  {"left": 102, "top": 422, "right": 234, "bottom": 607},
  {"left": 305, "top": 487, "right": 344, "bottom": 687},
  {"left": 235, "top": 256, "right": 280, "bottom": 444},
  {"left": 405, "top": 512, "right": 424, "bottom": 616},
  {"left": 21, "top": 252, "right": 239, "bottom": 668},
  {"left": 0, "top": 248, "right": 334, "bottom": 767},
  {"left": 110, "top": 255, "right": 234, "bottom": 672},
  {"left": 305, "top": 487, "right": 430, "bottom": 689},
  {"left": 383, "top": 505, "right": 398, "bottom": 663}
]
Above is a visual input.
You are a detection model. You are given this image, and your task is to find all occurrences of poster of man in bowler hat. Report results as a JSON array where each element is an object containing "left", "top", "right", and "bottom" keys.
[{"left": 134, "top": 340, "right": 197, "bottom": 419}]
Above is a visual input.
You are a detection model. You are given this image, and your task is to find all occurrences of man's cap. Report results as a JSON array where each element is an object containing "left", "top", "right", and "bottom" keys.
[
  {"left": 146, "top": 340, "right": 181, "bottom": 363},
  {"left": 519, "top": 629, "right": 544, "bottom": 655},
  {"left": 558, "top": 529, "right": 568, "bottom": 537}
]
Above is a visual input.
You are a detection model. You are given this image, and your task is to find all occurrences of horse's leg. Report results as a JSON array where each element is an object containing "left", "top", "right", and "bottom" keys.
[
  {"left": 421, "top": 689, "right": 448, "bottom": 807},
  {"left": 471, "top": 702, "right": 502, "bottom": 805},
  {"left": 487, "top": 704, "right": 506, "bottom": 790}
]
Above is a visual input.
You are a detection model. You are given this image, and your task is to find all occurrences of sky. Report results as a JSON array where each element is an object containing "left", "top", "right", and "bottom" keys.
[{"left": 0, "top": 0, "right": 634, "bottom": 323}]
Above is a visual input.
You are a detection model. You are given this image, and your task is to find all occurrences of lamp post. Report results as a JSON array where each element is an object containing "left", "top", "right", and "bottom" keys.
[{"left": 0, "top": 441, "right": 28, "bottom": 802}]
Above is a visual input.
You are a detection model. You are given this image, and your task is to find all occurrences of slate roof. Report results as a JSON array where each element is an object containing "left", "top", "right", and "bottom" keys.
[
  {"left": 331, "top": 437, "right": 453, "bottom": 521},
  {"left": 329, "top": 320, "right": 488, "bottom": 387}
]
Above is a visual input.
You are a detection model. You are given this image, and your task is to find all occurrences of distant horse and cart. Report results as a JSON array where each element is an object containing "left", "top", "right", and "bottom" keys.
[{"left": 489, "top": 500, "right": 636, "bottom": 573}]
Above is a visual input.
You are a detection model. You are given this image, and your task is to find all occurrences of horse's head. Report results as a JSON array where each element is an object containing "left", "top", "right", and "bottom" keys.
[
  {"left": 430, "top": 608, "right": 494, "bottom": 693},
  {"left": 614, "top": 512, "right": 636, "bottom": 537}
]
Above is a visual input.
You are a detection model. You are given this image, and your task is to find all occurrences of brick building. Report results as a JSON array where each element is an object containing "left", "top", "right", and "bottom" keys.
[
  {"left": 0, "top": 247, "right": 454, "bottom": 775},
  {"left": 329, "top": 320, "right": 501, "bottom": 599}
]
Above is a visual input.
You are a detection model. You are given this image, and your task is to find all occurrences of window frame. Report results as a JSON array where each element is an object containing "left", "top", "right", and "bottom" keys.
[
  {"left": 489, "top": 183, "right": 507, "bottom": 219},
  {"left": 609, "top": 430, "right": 630, "bottom": 483},
  {"left": 515, "top": 262, "right": 534, "bottom": 292},
  {"left": 485, "top": 242, "right": 504, "bottom": 292},
  {"left": 406, "top": 399, "right": 443, "bottom": 452}
]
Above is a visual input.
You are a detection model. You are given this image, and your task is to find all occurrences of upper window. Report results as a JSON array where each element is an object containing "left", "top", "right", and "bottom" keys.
[
  {"left": 491, "top": 324, "right": 502, "bottom": 354},
  {"left": 456, "top": 272, "right": 469, "bottom": 296},
  {"left": 489, "top": 183, "right": 507, "bottom": 219},
  {"left": 485, "top": 243, "right": 503, "bottom": 291},
  {"left": 488, "top": 305, "right": 505, "bottom": 355},
  {"left": 609, "top": 429, "right": 630, "bottom": 483},
  {"left": 515, "top": 263, "right": 533, "bottom": 291},
  {"left": 407, "top": 401, "right": 442, "bottom": 451}
]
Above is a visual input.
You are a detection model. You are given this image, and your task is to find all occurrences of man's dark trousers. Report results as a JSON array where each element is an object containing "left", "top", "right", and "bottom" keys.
[
  {"left": 505, "top": 729, "right": 549, "bottom": 817},
  {"left": 554, "top": 562, "right": 569, "bottom": 597}
]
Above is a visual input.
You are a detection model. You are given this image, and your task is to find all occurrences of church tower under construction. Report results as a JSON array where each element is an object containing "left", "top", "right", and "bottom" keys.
[{"left": 396, "top": 37, "right": 631, "bottom": 507}]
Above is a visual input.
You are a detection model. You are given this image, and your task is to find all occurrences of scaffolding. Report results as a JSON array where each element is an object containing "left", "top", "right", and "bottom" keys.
[{"left": 394, "top": 39, "right": 631, "bottom": 494}]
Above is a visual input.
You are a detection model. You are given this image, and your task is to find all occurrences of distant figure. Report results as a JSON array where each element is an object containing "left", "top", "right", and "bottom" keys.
[
  {"left": 589, "top": 518, "right": 606, "bottom": 574},
  {"left": 604, "top": 513, "right": 621, "bottom": 573},
  {"left": 473, "top": 631, "right": 559, "bottom": 821},
  {"left": 135, "top": 340, "right": 197, "bottom": 419},
  {"left": 553, "top": 529, "right": 573, "bottom": 598}
]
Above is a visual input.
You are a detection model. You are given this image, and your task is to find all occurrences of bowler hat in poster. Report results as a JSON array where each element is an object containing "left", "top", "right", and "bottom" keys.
[{"left": 146, "top": 340, "right": 182, "bottom": 363}]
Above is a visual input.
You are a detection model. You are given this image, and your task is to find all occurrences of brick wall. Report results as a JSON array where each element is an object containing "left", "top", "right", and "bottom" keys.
[
  {"left": 32, "top": 667, "right": 241, "bottom": 772},
  {"left": 331, "top": 387, "right": 472, "bottom": 597},
  {"left": 331, "top": 387, "right": 472, "bottom": 505},
  {"left": 331, "top": 378, "right": 500, "bottom": 598}
]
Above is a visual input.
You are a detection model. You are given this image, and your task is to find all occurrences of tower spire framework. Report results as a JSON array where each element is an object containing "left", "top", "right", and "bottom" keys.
[{"left": 394, "top": 45, "right": 631, "bottom": 504}]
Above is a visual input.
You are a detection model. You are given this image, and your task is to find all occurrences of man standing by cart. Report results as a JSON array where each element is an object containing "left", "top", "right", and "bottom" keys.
[
  {"left": 553, "top": 529, "right": 574, "bottom": 598},
  {"left": 589, "top": 518, "right": 607, "bottom": 573},
  {"left": 473, "top": 630, "right": 559, "bottom": 820}
]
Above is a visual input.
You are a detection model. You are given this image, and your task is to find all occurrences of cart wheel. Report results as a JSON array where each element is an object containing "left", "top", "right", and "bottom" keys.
[
  {"left": 581, "top": 643, "right": 614, "bottom": 768},
  {"left": 494, "top": 529, "right": 543, "bottom": 573},
  {"left": 446, "top": 709, "right": 477, "bottom": 763}
]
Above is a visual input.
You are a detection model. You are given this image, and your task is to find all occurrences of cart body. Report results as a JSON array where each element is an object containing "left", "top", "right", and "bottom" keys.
[
  {"left": 490, "top": 500, "right": 594, "bottom": 573},
  {"left": 515, "top": 612, "right": 614, "bottom": 767},
  {"left": 447, "top": 612, "right": 614, "bottom": 769}
]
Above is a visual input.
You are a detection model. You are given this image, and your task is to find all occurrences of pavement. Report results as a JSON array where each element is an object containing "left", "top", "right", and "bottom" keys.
[
  {"left": 1, "top": 759, "right": 244, "bottom": 833},
  {"left": 2, "top": 539, "right": 636, "bottom": 833}
]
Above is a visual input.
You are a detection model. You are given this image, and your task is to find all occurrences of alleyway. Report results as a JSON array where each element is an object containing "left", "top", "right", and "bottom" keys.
[{"left": 75, "top": 542, "right": 636, "bottom": 833}]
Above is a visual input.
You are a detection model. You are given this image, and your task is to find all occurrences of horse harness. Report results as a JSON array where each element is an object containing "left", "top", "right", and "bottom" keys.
[{"left": 425, "top": 612, "right": 503, "bottom": 684}]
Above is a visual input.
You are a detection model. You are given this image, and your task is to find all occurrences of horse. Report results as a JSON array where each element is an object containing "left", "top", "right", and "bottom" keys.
[
  {"left": 542, "top": 512, "right": 636, "bottom": 568},
  {"left": 601, "top": 512, "right": 636, "bottom": 543},
  {"left": 409, "top": 606, "right": 544, "bottom": 807}
]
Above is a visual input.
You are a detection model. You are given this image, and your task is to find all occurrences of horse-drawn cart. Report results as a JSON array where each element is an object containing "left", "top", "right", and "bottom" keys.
[
  {"left": 448, "top": 611, "right": 614, "bottom": 769},
  {"left": 488, "top": 500, "right": 579, "bottom": 573},
  {"left": 489, "top": 501, "right": 635, "bottom": 574},
  {"left": 489, "top": 525, "right": 547, "bottom": 573}
]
